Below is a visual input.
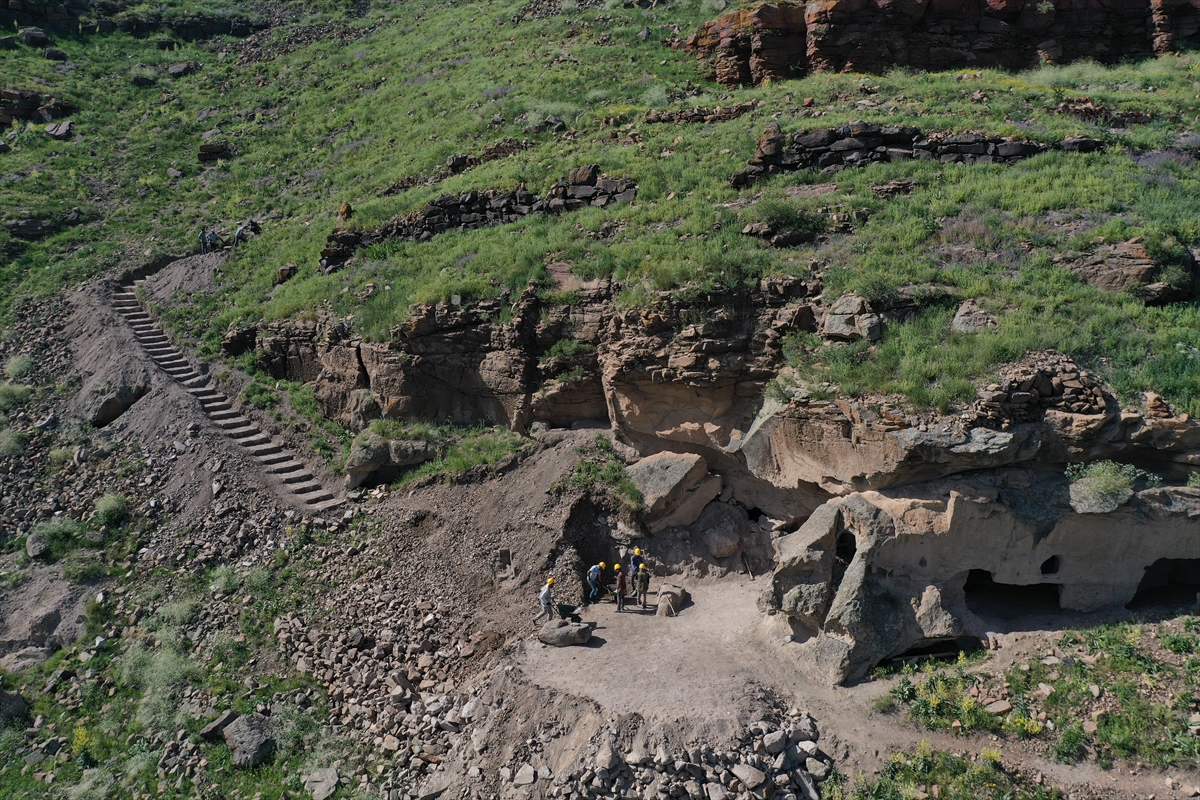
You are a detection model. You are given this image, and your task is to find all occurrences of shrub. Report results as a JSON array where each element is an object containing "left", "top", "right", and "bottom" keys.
[
  {"left": 242, "top": 381, "right": 279, "bottom": 409},
  {"left": 564, "top": 434, "right": 643, "bottom": 512},
  {"left": 0, "top": 428, "right": 21, "bottom": 457},
  {"left": 542, "top": 337, "right": 593, "bottom": 362},
  {"left": 30, "top": 517, "right": 85, "bottom": 559},
  {"left": 63, "top": 553, "right": 108, "bottom": 582},
  {"left": 1065, "top": 460, "right": 1162, "bottom": 500},
  {"left": 47, "top": 447, "right": 73, "bottom": 472},
  {"left": 94, "top": 493, "right": 129, "bottom": 530},
  {"left": 3, "top": 355, "right": 32, "bottom": 380},
  {"left": 1188, "top": 472, "right": 1200, "bottom": 488},
  {"left": 209, "top": 564, "right": 239, "bottom": 595},
  {"left": 0, "top": 383, "right": 32, "bottom": 410},
  {"left": 1161, "top": 632, "right": 1197, "bottom": 655}
]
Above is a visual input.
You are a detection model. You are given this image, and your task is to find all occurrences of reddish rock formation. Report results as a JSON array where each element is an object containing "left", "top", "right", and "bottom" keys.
[{"left": 685, "top": 0, "right": 1200, "bottom": 86}]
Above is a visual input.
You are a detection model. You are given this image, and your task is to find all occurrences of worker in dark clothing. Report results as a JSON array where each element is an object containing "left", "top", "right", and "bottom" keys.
[
  {"left": 613, "top": 564, "right": 627, "bottom": 612},
  {"left": 586, "top": 562, "right": 606, "bottom": 604},
  {"left": 628, "top": 548, "right": 645, "bottom": 598},
  {"left": 635, "top": 563, "right": 651, "bottom": 609},
  {"left": 206, "top": 228, "right": 222, "bottom": 251}
]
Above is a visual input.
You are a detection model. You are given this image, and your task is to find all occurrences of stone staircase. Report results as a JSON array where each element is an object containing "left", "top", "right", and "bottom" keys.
[{"left": 112, "top": 281, "right": 343, "bottom": 513}]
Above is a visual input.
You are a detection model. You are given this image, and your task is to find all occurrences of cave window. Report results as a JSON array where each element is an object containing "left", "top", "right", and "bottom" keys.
[{"left": 1040, "top": 556, "right": 1060, "bottom": 575}]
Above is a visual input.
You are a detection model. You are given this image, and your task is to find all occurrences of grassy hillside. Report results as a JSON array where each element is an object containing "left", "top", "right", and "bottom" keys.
[{"left": 3, "top": 0, "right": 1200, "bottom": 414}]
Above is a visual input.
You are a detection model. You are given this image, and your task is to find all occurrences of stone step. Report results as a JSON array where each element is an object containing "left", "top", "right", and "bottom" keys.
[
  {"left": 302, "top": 492, "right": 337, "bottom": 505},
  {"left": 182, "top": 376, "right": 212, "bottom": 389},
  {"left": 214, "top": 416, "right": 250, "bottom": 430},
  {"left": 291, "top": 481, "right": 328, "bottom": 496},
  {"left": 207, "top": 408, "right": 239, "bottom": 420},
  {"left": 244, "top": 442, "right": 283, "bottom": 457},
  {"left": 310, "top": 497, "right": 346, "bottom": 513},
  {"left": 281, "top": 471, "right": 315, "bottom": 485},
  {"left": 256, "top": 451, "right": 292, "bottom": 466},
  {"left": 226, "top": 426, "right": 262, "bottom": 439},
  {"left": 236, "top": 434, "right": 273, "bottom": 448},
  {"left": 266, "top": 460, "right": 305, "bottom": 475}
]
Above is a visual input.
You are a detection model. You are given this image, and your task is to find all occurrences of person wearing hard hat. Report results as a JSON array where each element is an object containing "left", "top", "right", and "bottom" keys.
[
  {"left": 628, "top": 548, "right": 645, "bottom": 598},
  {"left": 635, "top": 563, "right": 651, "bottom": 609},
  {"left": 534, "top": 577, "right": 556, "bottom": 623},
  {"left": 613, "top": 564, "right": 627, "bottom": 612},
  {"left": 586, "top": 562, "right": 606, "bottom": 605}
]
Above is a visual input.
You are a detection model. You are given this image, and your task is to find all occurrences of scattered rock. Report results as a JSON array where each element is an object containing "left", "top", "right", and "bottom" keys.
[
  {"left": 303, "top": 767, "right": 339, "bottom": 800},
  {"left": 200, "top": 709, "right": 240, "bottom": 741},
  {"left": 0, "top": 690, "right": 27, "bottom": 721},
  {"left": 950, "top": 299, "right": 997, "bottom": 333},
  {"left": 538, "top": 619, "right": 592, "bottom": 646},
  {"left": 222, "top": 712, "right": 274, "bottom": 768}
]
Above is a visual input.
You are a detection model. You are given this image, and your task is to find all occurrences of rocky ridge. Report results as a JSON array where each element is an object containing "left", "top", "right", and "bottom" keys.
[{"left": 683, "top": 0, "right": 1200, "bottom": 87}]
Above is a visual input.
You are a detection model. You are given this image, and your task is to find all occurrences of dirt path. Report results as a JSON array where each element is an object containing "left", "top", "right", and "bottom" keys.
[{"left": 521, "top": 577, "right": 1190, "bottom": 799}]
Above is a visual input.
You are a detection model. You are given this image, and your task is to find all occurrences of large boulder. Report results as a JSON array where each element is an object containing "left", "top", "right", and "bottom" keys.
[
  {"left": 222, "top": 712, "right": 274, "bottom": 768},
  {"left": 25, "top": 532, "right": 51, "bottom": 559},
  {"left": 1062, "top": 239, "right": 1196, "bottom": 305},
  {"left": 626, "top": 452, "right": 709, "bottom": 522},
  {"left": 656, "top": 584, "right": 691, "bottom": 617},
  {"left": 303, "top": 767, "right": 339, "bottom": 800},
  {"left": 0, "top": 690, "right": 27, "bottom": 722},
  {"left": 649, "top": 474, "right": 723, "bottom": 533},
  {"left": 538, "top": 619, "right": 593, "bottom": 646},
  {"left": 91, "top": 385, "right": 146, "bottom": 427}
]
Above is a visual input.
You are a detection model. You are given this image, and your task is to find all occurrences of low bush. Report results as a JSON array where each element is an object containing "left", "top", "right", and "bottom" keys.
[
  {"left": 563, "top": 434, "right": 643, "bottom": 512},
  {"left": 242, "top": 381, "right": 280, "bottom": 409},
  {"left": 1187, "top": 472, "right": 1200, "bottom": 488},
  {"left": 0, "top": 383, "right": 32, "bottom": 411},
  {"left": 1065, "top": 460, "right": 1162, "bottom": 500},
  {"left": 30, "top": 517, "right": 85, "bottom": 560},
  {"left": 0, "top": 428, "right": 21, "bottom": 457},
  {"left": 3, "top": 355, "right": 32, "bottom": 380},
  {"left": 94, "top": 493, "right": 129, "bottom": 530}
]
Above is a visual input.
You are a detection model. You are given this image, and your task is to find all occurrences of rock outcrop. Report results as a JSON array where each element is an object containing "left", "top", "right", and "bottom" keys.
[
  {"left": 1058, "top": 238, "right": 1197, "bottom": 305},
  {"left": 685, "top": 0, "right": 1200, "bottom": 87},
  {"left": 730, "top": 120, "right": 1099, "bottom": 188},
  {"left": 762, "top": 476, "right": 1200, "bottom": 684}
]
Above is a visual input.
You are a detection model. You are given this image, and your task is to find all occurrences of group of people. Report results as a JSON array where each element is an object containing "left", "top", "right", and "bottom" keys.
[
  {"left": 199, "top": 220, "right": 261, "bottom": 253},
  {"left": 534, "top": 549, "right": 653, "bottom": 623}
]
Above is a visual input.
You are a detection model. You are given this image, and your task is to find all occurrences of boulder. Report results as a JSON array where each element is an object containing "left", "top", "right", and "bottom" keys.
[
  {"left": 513, "top": 764, "right": 536, "bottom": 786},
  {"left": 650, "top": 475, "right": 723, "bottom": 533},
  {"left": 731, "top": 763, "right": 766, "bottom": 789},
  {"left": 0, "top": 690, "right": 27, "bottom": 722},
  {"left": 42, "top": 48, "right": 68, "bottom": 61},
  {"left": 1063, "top": 239, "right": 1195, "bottom": 305},
  {"left": 950, "top": 299, "right": 997, "bottom": 333},
  {"left": 91, "top": 385, "right": 145, "bottom": 427},
  {"left": 303, "top": 767, "right": 339, "bottom": 800},
  {"left": 45, "top": 121, "right": 72, "bottom": 140},
  {"left": 167, "top": 61, "right": 200, "bottom": 78},
  {"left": 5, "top": 218, "right": 55, "bottom": 239},
  {"left": 627, "top": 452, "right": 709, "bottom": 521},
  {"left": 222, "top": 712, "right": 274, "bottom": 768},
  {"left": 538, "top": 619, "right": 592, "bottom": 646},
  {"left": 19, "top": 28, "right": 49, "bottom": 48},
  {"left": 344, "top": 433, "right": 391, "bottom": 488},
  {"left": 656, "top": 583, "right": 690, "bottom": 617},
  {"left": 25, "top": 532, "right": 50, "bottom": 559},
  {"left": 200, "top": 709, "right": 240, "bottom": 741}
]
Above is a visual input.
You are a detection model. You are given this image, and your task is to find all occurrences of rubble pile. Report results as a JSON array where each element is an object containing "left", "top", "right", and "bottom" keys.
[
  {"left": 0, "top": 88, "right": 76, "bottom": 126},
  {"left": 498, "top": 716, "right": 831, "bottom": 800},
  {"left": 644, "top": 101, "right": 759, "bottom": 125},
  {"left": 971, "top": 351, "right": 1108, "bottom": 428}
]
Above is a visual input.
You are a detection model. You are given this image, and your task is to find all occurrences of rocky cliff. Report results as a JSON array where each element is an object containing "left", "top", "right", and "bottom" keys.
[{"left": 684, "top": 0, "right": 1200, "bottom": 86}]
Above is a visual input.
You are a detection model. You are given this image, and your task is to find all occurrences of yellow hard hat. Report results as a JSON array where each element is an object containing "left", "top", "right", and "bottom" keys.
[
  {"left": 634, "top": 548, "right": 642, "bottom": 556},
  {"left": 599, "top": 562, "right": 606, "bottom": 569},
  {"left": 614, "top": 564, "right": 621, "bottom": 570},
  {"left": 639, "top": 563, "right": 646, "bottom": 569},
  {"left": 546, "top": 577, "right": 555, "bottom": 585}
]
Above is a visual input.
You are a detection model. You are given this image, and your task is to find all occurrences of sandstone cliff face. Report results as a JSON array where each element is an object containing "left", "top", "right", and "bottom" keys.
[
  {"left": 762, "top": 477, "right": 1200, "bottom": 684},
  {"left": 685, "top": 0, "right": 1200, "bottom": 87}
]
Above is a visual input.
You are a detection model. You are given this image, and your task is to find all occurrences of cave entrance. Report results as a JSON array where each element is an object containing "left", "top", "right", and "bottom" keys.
[
  {"left": 963, "top": 569, "right": 1061, "bottom": 619},
  {"left": 830, "top": 531, "right": 857, "bottom": 593},
  {"left": 888, "top": 636, "right": 983, "bottom": 666},
  {"left": 1127, "top": 558, "right": 1200, "bottom": 610}
]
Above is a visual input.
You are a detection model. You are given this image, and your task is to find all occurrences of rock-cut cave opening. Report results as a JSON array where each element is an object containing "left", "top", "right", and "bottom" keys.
[{"left": 1127, "top": 558, "right": 1200, "bottom": 610}]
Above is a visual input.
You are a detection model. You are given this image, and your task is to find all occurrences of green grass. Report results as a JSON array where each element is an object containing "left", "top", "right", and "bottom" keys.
[
  {"left": 560, "top": 434, "right": 644, "bottom": 512},
  {"left": 397, "top": 426, "right": 524, "bottom": 484},
  {"left": 827, "top": 742, "right": 1059, "bottom": 800},
  {"left": 93, "top": 493, "right": 128, "bottom": 531},
  {"left": 5, "top": 9, "right": 1200, "bottom": 413},
  {"left": 887, "top": 623, "right": 1200, "bottom": 771},
  {"left": 0, "top": 383, "right": 33, "bottom": 411}
]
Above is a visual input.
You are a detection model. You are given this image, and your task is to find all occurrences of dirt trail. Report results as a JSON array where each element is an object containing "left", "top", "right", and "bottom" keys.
[{"left": 521, "top": 577, "right": 1190, "bottom": 799}]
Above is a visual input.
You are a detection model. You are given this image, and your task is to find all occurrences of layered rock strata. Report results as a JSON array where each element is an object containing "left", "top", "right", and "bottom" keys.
[
  {"left": 730, "top": 120, "right": 1099, "bottom": 187},
  {"left": 685, "top": 0, "right": 1200, "bottom": 87},
  {"left": 321, "top": 166, "right": 637, "bottom": 273}
]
